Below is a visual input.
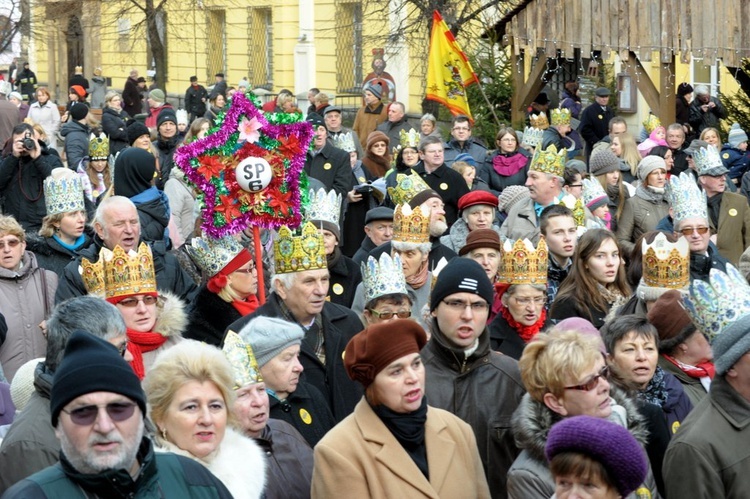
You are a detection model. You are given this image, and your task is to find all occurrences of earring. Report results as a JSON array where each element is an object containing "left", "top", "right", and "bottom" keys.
[{"left": 160, "top": 427, "right": 167, "bottom": 440}]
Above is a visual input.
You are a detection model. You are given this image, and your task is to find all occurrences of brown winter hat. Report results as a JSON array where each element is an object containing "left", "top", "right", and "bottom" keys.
[
  {"left": 345, "top": 319, "right": 427, "bottom": 388},
  {"left": 647, "top": 290, "right": 693, "bottom": 343},
  {"left": 366, "top": 131, "right": 390, "bottom": 152},
  {"left": 459, "top": 229, "right": 501, "bottom": 256}
]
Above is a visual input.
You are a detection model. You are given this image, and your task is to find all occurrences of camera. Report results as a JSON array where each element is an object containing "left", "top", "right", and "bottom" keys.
[
  {"left": 354, "top": 184, "right": 374, "bottom": 194},
  {"left": 22, "top": 132, "right": 35, "bottom": 151}
]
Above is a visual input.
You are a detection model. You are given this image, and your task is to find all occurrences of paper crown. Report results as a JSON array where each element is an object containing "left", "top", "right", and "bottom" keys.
[
  {"left": 273, "top": 221, "right": 327, "bottom": 274},
  {"left": 682, "top": 265, "right": 750, "bottom": 344},
  {"left": 582, "top": 178, "right": 608, "bottom": 209},
  {"left": 530, "top": 144, "right": 566, "bottom": 177},
  {"left": 80, "top": 243, "right": 157, "bottom": 300},
  {"left": 529, "top": 112, "right": 549, "bottom": 130},
  {"left": 331, "top": 132, "right": 356, "bottom": 153},
  {"left": 392, "top": 203, "right": 430, "bottom": 245},
  {"left": 693, "top": 145, "right": 725, "bottom": 175},
  {"left": 550, "top": 108, "right": 572, "bottom": 126},
  {"left": 522, "top": 126, "right": 544, "bottom": 148},
  {"left": 559, "top": 194, "right": 587, "bottom": 227},
  {"left": 307, "top": 188, "right": 342, "bottom": 228},
  {"left": 499, "top": 237, "right": 549, "bottom": 285},
  {"left": 222, "top": 330, "right": 263, "bottom": 389},
  {"left": 668, "top": 172, "right": 707, "bottom": 224},
  {"left": 643, "top": 114, "right": 662, "bottom": 134},
  {"left": 88, "top": 133, "right": 109, "bottom": 160},
  {"left": 399, "top": 128, "right": 420, "bottom": 149},
  {"left": 641, "top": 232, "right": 690, "bottom": 291},
  {"left": 387, "top": 172, "right": 431, "bottom": 206},
  {"left": 361, "top": 253, "right": 408, "bottom": 305},
  {"left": 44, "top": 174, "right": 85, "bottom": 216},
  {"left": 186, "top": 233, "right": 246, "bottom": 277}
]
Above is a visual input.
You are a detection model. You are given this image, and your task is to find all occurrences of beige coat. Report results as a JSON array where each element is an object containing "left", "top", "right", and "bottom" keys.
[
  {"left": 713, "top": 191, "right": 750, "bottom": 266},
  {"left": 312, "top": 398, "right": 490, "bottom": 499}
]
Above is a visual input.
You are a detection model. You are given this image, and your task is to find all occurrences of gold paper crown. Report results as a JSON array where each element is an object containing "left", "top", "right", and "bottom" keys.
[
  {"left": 273, "top": 221, "right": 327, "bottom": 275},
  {"left": 499, "top": 237, "right": 549, "bottom": 285},
  {"left": 643, "top": 114, "right": 662, "bottom": 134},
  {"left": 392, "top": 204, "right": 431, "bottom": 245},
  {"left": 222, "top": 331, "right": 263, "bottom": 389},
  {"left": 641, "top": 233, "right": 690, "bottom": 290},
  {"left": 529, "top": 112, "right": 549, "bottom": 130},
  {"left": 560, "top": 195, "right": 587, "bottom": 227},
  {"left": 80, "top": 243, "right": 157, "bottom": 300},
  {"left": 530, "top": 144, "right": 566, "bottom": 177},
  {"left": 89, "top": 133, "right": 109, "bottom": 160},
  {"left": 387, "top": 172, "right": 431, "bottom": 206},
  {"left": 550, "top": 108, "right": 571, "bottom": 126},
  {"left": 399, "top": 128, "right": 420, "bottom": 149}
]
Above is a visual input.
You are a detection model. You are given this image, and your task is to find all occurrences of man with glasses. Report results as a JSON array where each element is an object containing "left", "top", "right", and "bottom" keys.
[
  {"left": 414, "top": 135, "right": 470, "bottom": 227},
  {"left": 3, "top": 331, "right": 232, "bottom": 498},
  {"left": 443, "top": 115, "right": 487, "bottom": 167},
  {"left": 0, "top": 297, "right": 133, "bottom": 492},
  {"left": 421, "top": 258, "right": 525, "bottom": 499}
]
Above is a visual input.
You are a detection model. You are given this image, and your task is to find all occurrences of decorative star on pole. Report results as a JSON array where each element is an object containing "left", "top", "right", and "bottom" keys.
[{"left": 173, "top": 91, "right": 315, "bottom": 238}]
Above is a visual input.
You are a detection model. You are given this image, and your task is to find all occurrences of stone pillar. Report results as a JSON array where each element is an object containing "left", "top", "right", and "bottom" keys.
[
  {"left": 46, "top": 19, "right": 56, "bottom": 100},
  {"left": 294, "top": 0, "right": 315, "bottom": 96}
]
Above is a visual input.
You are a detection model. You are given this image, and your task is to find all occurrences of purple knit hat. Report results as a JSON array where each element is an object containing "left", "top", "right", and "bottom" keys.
[{"left": 545, "top": 415, "right": 648, "bottom": 497}]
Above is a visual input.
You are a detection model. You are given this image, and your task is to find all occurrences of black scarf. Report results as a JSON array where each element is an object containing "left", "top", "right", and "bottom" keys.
[
  {"left": 707, "top": 192, "right": 722, "bottom": 229},
  {"left": 372, "top": 397, "right": 429, "bottom": 479},
  {"left": 326, "top": 245, "right": 342, "bottom": 271}
]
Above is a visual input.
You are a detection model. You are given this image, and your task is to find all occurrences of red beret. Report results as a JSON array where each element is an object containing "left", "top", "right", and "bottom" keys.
[
  {"left": 70, "top": 85, "right": 86, "bottom": 99},
  {"left": 344, "top": 319, "right": 427, "bottom": 388},
  {"left": 458, "top": 190, "right": 499, "bottom": 212}
]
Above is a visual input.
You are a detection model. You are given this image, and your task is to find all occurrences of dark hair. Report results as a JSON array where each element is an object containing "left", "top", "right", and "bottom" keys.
[
  {"left": 627, "top": 230, "right": 678, "bottom": 287},
  {"left": 600, "top": 314, "right": 659, "bottom": 355},
  {"left": 495, "top": 126, "right": 518, "bottom": 152},
  {"left": 452, "top": 115, "right": 471, "bottom": 128},
  {"left": 563, "top": 167, "right": 582, "bottom": 186},
  {"left": 12, "top": 123, "right": 33, "bottom": 137},
  {"left": 539, "top": 204, "right": 574, "bottom": 236},
  {"left": 649, "top": 145, "right": 672, "bottom": 159},
  {"left": 608, "top": 116, "right": 627, "bottom": 132},
  {"left": 309, "top": 87, "right": 320, "bottom": 95},
  {"left": 550, "top": 452, "right": 617, "bottom": 493},
  {"left": 419, "top": 134, "right": 443, "bottom": 152},
  {"left": 552, "top": 229, "right": 631, "bottom": 321},
  {"left": 395, "top": 146, "right": 418, "bottom": 170}
]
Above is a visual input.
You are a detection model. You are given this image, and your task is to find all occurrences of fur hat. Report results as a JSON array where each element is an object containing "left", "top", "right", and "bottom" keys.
[
  {"left": 728, "top": 123, "right": 748, "bottom": 149},
  {"left": 366, "top": 130, "right": 390, "bottom": 152},
  {"left": 237, "top": 317, "right": 305, "bottom": 368},
  {"left": 430, "top": 258, "right": 493, "bottom": 311},
  {"left": 589, "top": 148, "right": 620, "bottom": 176}
]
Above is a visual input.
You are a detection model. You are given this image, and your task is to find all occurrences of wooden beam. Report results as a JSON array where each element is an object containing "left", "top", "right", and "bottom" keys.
[
  {"left": 659, "top": 57, "right": 676, "bottom": 125},
  {"left": 510, "top": 48, "right": 525, "bottom": 126},
  {"left": 624, "top": 51, "right": 660, "bottom": 115}
]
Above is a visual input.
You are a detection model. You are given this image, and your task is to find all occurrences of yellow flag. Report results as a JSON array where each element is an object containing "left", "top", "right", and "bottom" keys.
[{"left": 426, "top": 11, "right": 479, "bottom": 120}]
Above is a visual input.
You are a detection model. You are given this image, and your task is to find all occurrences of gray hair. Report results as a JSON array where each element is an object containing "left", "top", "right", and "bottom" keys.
[
  {"left": 270, "top": 272, "right": 297, "bottom": 294},
  {"left": 392, "top": 240, "right": 432, "bottom": 255},
  {"left": 420, "top": 113, "right": 436, "bottom": 125},
  {"left": 92, "top": 195, "right": 136, "bottom": 230},
  {"left": 544, "top": 172, "right": 565, "bottom": 186},
  {"left": 462, "top": 204, "right": 497, "bottom": 224},
  {"left": 694, "top": 85, "right": 709, "bottom": 96},
  {"left": 45, "top": 296, "right": 126, "bottom": 372}
]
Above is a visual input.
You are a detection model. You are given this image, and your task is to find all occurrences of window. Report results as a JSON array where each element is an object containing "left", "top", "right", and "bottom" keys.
[
  {"left": 690, "top": 58, "right": 721, "bottom": 95},
  {"left": 248, "top": 7, "right": 273, "bottom": 90},
  {"left": 335, "top": 2, "right": 363, "bottom": 93}
]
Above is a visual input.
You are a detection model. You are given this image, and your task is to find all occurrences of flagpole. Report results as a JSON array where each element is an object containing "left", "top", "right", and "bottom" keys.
[{"left": 475, "top": 81, "right": 502, "bottom": 128}]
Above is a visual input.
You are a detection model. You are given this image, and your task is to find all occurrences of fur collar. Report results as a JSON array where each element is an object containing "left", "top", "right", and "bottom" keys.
[
  {"left": 155, "top": 427, "right": 266, "bottom": 499},
  {"left": 511, "top": 385, "right": 649, "bottom": 462},
  {"left": 153, "top": 291, "right": 188, "bottom": 338}
]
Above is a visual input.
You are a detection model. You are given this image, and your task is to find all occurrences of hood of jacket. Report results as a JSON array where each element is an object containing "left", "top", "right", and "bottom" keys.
[
  {"left": 511, "top": 384, "right": 649, "bottom": 462},
  {"left": 0, "top": 250, "right": 41, "bottom": 280},
  {"left": 136, "top": 191, "right": 171, "bottom": 227},
  {"left": 440, "top": 219, "right": 501, "bottom": 253},
  {"left": 60, "top": 119, "right": 89, "bottom": 137},
  {"left": 153, "top": 290, "right": 188, "bottom": 338}
]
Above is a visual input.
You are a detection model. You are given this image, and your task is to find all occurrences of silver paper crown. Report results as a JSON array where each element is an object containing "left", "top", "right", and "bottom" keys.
[
  {"left": 361, "top": 252, "right": 408, "bottom": 305},
  {"left": 186, "top": 233, "right": 246, "bottom": 277},
  {"left": 522, "top": 126, "right": 544, "bottom": 148},
  {"left": 693, "top": 145, "right": 724, "bottom": 175},
  {"left": 308, "top": 188, "right": 342, "bottom": 228},
  {"left": 668, "top": 171, "right": 707, "bottom": 224},
  {"left": 331, "top": 132, "right": 356, "bottom": 153},
  {"left": 44, "top": 175, "right": 85, "bottom": 215},
  {"left": 582, "top": 177, "right": 608, "bottom": 208}
]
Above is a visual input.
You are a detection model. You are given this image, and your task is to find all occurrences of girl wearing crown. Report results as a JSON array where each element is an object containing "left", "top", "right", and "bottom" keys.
[{"left": 77, "top": 132, "right": 112, "bottom": 202}]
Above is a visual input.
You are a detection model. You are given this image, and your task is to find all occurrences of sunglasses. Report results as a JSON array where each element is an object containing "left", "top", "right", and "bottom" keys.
[
  {"left": 234, "top": 264, "right": 256, "bottom": 274},
  {"left": 678, "top": 226, "right": 710, "bottom": 236},
  {"left": 62, "top": 402, "right": 137, "bottom": 425},
  {"left": 0, "top": 239, "right": 21, "bottom": 250},
  {"left": 564, "top": 365, "right": 609, "bottom": 391},
  {"left": 118, "top": 295, "right": 158, "bottom": 308},
  {"left": 368, "top": 309, "right": 412, "bottom": 320}
]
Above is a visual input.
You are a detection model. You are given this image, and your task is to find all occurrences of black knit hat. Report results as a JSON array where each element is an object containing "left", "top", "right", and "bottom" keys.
[
  {"left": 430, "top": 258, "right": 493, "bottom": 311},
  {"left": 127, "top": 120, "right": 150, "bottom": 145},
  {"left": 157, "top": 108, "right": 177, "bottom": 129},
  {"left": 69, "top": 103, "right": 89, "bottom": 121},
  {"left": 50, "top": 331, "right": 146, "bottom": 427}
]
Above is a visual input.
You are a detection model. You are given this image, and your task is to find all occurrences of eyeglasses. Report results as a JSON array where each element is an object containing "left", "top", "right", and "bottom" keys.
[
  {"left": 234, "top": 264, "right": 256, "bottom": 274},
  {"left": 512, "top": 296, "right": 546, "bottom": 306},
  {"left": 368, "top": 309, "right": 412, "bottom": 320},
  {"left": 118, "top": 295, "right": 158, "bottom": 308},
  {"left": 679, "top": 226, "right": 710, "bottom": 236},
  {"left": 567, "top": 184, "right": 583, "bottom": 188},
  {"left": 0, "top": 238, "right": 21, "bottom": 250},
  {"left": 441, "top": 299, "right": 489, "bottom": 312},
  {"left": 498, "top": 137, "right": 516, "bottom": 143},
  {"left": 564, "top": 365, "right": 609, "bottom": 391},
  {"left": 62, "top": 402, "right": 138, "bottom": 425},
  {"left": 116, "top": 341, "right": 128, "bottom": 357}
]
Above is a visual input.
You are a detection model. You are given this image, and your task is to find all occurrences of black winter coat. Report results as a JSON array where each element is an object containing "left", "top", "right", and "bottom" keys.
[
  {"left": 100, "top": 107, "right": 130, "bottom": 154},
  {"left": 304, "top": 143, "right": 353, "bottom": 198},
  {"left": 134, "top": 192, "right": 170, "bottom": 246},
  {"left": 26, "top": 235, "right": 91, "bottom": 278},
  {"left": 60, "top": 120, "right": 90, "bottom": 170},
  {"left": 327, "top": 253, "right": 361, "bottom": 309},
  {"left": 153, "top": 137, "right": 180, "bottom": 190},
  {"left": 185, "top": 84, "right": 208, "bottom": 118},
  {"left": 268, "top": 381, "right": 336, "bottom": 448},
  {"left": 228, "top": 293, "right": 364, "bottom": 421},
  {"left": 254, "top": 419, "right": 314, "bottom": 499},
  {"left": 122, "top": 77, "right": 142, "bottom": 118},
  {"left": 185, "top": 285, "right": 243, "bottom": 346},
  {"left": 488, "top": 312, "right": 550, "bottom": 360},
  {"left": 411, "top": 162, "right": 471, "bottom": 227}
]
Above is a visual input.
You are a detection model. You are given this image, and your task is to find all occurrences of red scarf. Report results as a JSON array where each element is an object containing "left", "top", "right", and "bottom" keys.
[
  {"left": 126, "top": 328, "right": 168, "bottom": 380},
  {"left": 500, "top": 304, "right": 547, "bottom": 344},
  {"left": 231, "top": 295, "right": 259, "bottom": 316},
  {"left": 663, "top": 354, "right": 715, "bottom": 380}
]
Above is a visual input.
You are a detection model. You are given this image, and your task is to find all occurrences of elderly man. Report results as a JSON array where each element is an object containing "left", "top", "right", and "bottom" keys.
[
  {"left": 376, "top": 101, "right": 411, "bottom": 150},
  {"left": 3, "top": 331, "right": 232, "bottom": 498},
  {"left": 0, "top": 297, "right": 132, "bottom": 493},
  {"left": 304, "top": 113, "right": 352, "bottom": 198},
  {"left": 55, "top": 196, "right": 197, "bottom": 303},
  {"left": 663, "top": 267, "right": 750, "bottom": 497},
  {"left": 578, "top": 87, "right": 615, "bottom": 160},
  {"left": 421, "top": 258, "right": 525, "bottom": 498},
  {"left": 413, "top": 135, "right": 471, "bottom": 227},
  {"left": 143, "top": 89, "right": 172, "bottom": 129},
  {"left": 443, "top": 115, "right": 487, "bottom": 167},
  {"left": 352, "top": 206, "right": 394, "bottom": 266},
  {"left": 324, "top": 105, "right": 364, "bottom": 158},
  {"left": 208, "top": 72, "right": 227, "bottom": 100},
  {"left": 688, "top": 84, "right": 727, "bottom": 134},
  {"left": 226, "top": 222, "right": 363, "bottom": 422}
]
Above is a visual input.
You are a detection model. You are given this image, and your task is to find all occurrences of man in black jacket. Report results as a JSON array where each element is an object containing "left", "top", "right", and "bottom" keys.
[
  {"left": 184, "top": 76, "right": 208, "bottom": 122},
  {"left": 304, "top": 113, "right": 353, "bottom": 198},
  {"left": 578, "top": 87, "right": 615, "bottom": 161}
]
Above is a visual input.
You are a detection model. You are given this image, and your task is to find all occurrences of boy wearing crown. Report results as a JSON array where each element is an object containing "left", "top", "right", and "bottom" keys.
[{"left": 541, "top": 108, "right": 572, "bottom": 152}]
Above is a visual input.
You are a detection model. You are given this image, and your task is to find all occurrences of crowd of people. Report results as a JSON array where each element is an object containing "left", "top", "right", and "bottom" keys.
[{"left": 0, "top": 71, "right": 748, "bottom": 498}]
